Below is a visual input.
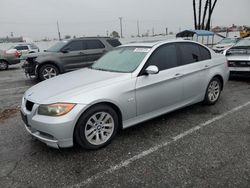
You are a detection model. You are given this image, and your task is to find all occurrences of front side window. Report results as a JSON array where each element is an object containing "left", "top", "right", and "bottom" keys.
[
  {"left": 47, "top": 41, "right": 68, "bottom": 52},
  {"left": 146, "top": 44, "right": 178, "bottom": 71},
  {"left": 64, "top": 41, "right": 83, "bottom": 51},
  {"left": 91, "top": 47, "right": 150, "bottom": 73}
]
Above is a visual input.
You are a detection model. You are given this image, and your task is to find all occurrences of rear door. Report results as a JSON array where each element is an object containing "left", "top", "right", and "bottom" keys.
[
  {"left": 176, "top": 42, "right": 212, "bottom": 103},
  {"left": 60, "top": 40, "right": 85, "bottom": 71},
  {"left": 135, "top": 43, "right": 183, "bottom": 116}
]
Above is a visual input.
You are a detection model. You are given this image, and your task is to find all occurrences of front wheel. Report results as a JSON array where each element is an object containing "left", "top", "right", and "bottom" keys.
[
  {"left": 74, "top": 104, "right": 119, "bottom": 150},
  {"left": 38, "top": 64, "right": 59, "bottom": 81},
  {"left": 0, "top": 60, "right": 8, "bottom": 70},
  {"left": 203, "top": 77, "right": 222, "bottom": 105}
]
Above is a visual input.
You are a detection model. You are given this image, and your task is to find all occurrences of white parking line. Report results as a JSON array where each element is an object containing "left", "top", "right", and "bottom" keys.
[{"left": 70, "top": 101, "right": 250, "bottom": 188}]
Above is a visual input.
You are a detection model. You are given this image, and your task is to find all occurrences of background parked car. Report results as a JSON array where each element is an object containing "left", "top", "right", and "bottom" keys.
[
  {"left": 6, "top": 43, "right": 40, "bottom": 55},
  {"left": 22, "top": 37, "right": 121, "bottom": 81},
  {"left": 225, "top": 37, "right": 250, "bottom": 77},
  {"left": 213, "top": 37, "right": 240, "bottom": 53},
  {"left": 0, "top": 49, "right": 21, "bottom": 70},
  {"left": 21, "top": 40, "right": 229, "bottom": 149}
]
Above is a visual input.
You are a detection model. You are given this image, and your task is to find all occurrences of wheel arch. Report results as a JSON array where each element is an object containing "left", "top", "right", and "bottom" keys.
[
  {"left": 212, "top": 74, "right": 224, "bottom": 91},
  {"left": 75, "top": 101, "right": 123, "bottom": 131},
  {"left": 36, "top": 61, "right": 62, "bottom": 75}
]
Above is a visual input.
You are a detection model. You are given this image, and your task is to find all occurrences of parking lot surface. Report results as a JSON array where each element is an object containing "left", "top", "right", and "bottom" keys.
[{"left": 0, "top": 66, "right": 250, "bottom": 188}]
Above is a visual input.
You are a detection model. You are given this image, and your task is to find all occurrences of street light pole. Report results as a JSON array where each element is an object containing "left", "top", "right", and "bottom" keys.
[
  {"left": 119, "top": 17, "right": 123, "bottom": 38},
  {"left": 57, "top": 21, "right": 61, "bottom": 41}
]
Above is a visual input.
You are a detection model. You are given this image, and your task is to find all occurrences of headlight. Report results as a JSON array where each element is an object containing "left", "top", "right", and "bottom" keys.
[{"left": 38, "top": 103, "right": 76, "bottom": 116}]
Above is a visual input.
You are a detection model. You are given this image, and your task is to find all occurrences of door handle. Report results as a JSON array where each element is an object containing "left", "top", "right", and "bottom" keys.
[
  {"left": 79, "top": 52, "right": 85, "bottom": 55},
  {"left": 204, "top": 65, "right": 209, "bottom": 69},
  {"left": 174, "top": 73, "right": 182, "bottom": 79}
]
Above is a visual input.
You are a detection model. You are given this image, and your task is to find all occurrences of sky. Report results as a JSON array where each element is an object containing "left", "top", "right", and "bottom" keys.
[{"left": 0, "top": 0, "right": 249, "bottom": 40}]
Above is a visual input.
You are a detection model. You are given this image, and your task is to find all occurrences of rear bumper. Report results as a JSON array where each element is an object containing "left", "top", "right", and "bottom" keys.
[
  {"left": 8, "top": 59, "right": 21, "bottom": 65},
  {"left": 230, "top": 71, "right": 250, "bottom": 77}
]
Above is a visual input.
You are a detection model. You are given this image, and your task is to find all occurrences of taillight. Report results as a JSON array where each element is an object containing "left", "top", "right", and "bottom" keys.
[{"left": 15, "top": 51, "right": 21, "bottom": 58}]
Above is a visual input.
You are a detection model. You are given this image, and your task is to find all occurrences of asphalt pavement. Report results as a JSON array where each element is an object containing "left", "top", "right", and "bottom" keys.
[{"left": 0, "top": 66, "right": 250, "bottom": 188}]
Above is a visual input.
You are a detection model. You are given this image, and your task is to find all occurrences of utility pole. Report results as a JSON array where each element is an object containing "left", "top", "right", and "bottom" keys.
[
  {"left": 119, "top": 17, "right": 123, "bottom": 38},
  {"left": 57, "top": 21, "right": 61, "bottom": 40},
  {"left": 137, "top": 20, "right": 140, "bottom": 37}
]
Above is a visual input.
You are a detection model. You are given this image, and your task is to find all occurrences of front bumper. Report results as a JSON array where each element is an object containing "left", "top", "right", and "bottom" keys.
[{"left": 20, "top": 100, "right": 87, "bottom": 148}]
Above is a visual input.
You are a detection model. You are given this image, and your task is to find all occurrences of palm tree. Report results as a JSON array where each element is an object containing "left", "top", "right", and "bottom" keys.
[{"left": 193, "top": 0, "right": 218, "bottom": 30}]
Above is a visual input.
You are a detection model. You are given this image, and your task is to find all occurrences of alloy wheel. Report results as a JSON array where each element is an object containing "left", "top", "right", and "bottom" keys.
[
  {"left": 84, "top": 112, "right": 115, "bottom": 145},
  {"left": 42, "top": 67, "right": 57, "bottom": 79},
  {"left": 207, "top": 80, "right": 220, "bottom": 102}
]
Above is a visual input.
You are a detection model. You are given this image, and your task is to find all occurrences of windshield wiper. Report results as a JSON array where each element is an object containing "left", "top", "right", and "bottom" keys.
[
  {"left": 89, "top": 67, "right": 128, "bottom": 73},
  {"left": 232, "top": 46, "right": 250, "bottom": 49}
]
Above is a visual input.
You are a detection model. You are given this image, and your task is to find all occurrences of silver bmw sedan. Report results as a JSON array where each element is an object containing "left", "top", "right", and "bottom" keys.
[{"left": 21, "top": 39, "right": 229, "bottom": 149}]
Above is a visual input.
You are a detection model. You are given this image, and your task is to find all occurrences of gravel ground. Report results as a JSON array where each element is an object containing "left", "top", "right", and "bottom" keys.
[{"left": 0, "top": 65, "right": 250, "bottom": 188}]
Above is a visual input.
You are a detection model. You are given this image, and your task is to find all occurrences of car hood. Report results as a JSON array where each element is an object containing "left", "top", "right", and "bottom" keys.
[
  {"left": 24, "top": 68, "right": 131, "bottom": 104},
  {"left": 23, "top": 51, "right": 55, "bottom": 59},
  {"left": 214, "top": 43, "right": 233, "bottom": 49}
]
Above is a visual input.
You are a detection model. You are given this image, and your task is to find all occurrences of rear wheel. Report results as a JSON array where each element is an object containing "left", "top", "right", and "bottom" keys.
[
  {"left": 38, "top": 64, "right": 59, "bottom": 81},
  {"left": 203, "top": 77, "right": 222, "bottom": 105},
  {"left": 74, "top": 104, "right": 119, "bottom": 150},
  {"left": 0, "top": 60, "right": 8, "bottom": 70}
]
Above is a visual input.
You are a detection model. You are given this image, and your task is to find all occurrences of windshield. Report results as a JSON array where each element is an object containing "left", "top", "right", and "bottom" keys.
[
  {"left": 46, "top": 41, "right": 68, "bottom": 52},
  {"left": 218, "top": 38, "right": 237, "bottom": 44},
  {"left": 91, "top": 47, "right": 150, "bottom": 73},
  {"left": 234, "top": 38, "right": 250, "bottom": 47}
]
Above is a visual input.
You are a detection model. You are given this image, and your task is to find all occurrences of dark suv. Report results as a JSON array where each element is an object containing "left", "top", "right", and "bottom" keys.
[{"left": 23, "top": 37, "right": 121, "bottom": 81}]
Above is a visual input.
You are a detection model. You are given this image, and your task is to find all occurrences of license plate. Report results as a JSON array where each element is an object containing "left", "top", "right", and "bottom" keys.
[{"left": 20, "top": 111, "right": 28, "bottom": 125}]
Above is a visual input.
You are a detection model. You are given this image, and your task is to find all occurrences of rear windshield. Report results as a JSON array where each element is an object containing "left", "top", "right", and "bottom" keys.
[{"left": 106, "top": 39, "right": 121, "bottom": 47}]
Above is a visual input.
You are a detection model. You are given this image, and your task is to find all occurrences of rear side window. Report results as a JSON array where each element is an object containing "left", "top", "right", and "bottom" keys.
[
  {"left": 146, "top": 43, "right": 178, "bottom": 71},
  {"left": 107, "top": 39, "right": 121, "bottom": 47},
  {"left": 86, "top": 40, "right": 105, "bottom": 49},
  {"left": 15, "top": 46, "right": 29, "bottom": 50},
  {"left": 199, "top": 46, "right": 211, "bottom": 61},
  {"left": 178, "top": 43, "right": 201, "bottom": 65}
]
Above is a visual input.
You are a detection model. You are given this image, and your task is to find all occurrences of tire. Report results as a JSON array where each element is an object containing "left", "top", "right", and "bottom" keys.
[
  {"left": 74, "top": 104, "right": 119, "bottom": 150},
  {"left": 38, "top": 64, "right": 59, "bottom": 81},
  {"left": 0, "top": 60, "right": 8, "bottom": 70},
  {"left": 203, "top": 77, "right": 222, "bottom": 105}
]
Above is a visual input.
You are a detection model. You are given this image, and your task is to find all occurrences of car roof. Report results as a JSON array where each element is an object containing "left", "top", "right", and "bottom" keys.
[
  {"left": 121, "top": 38, "right": 194, "bottom": 48},
  {"left": 72, "top": 37, "right": 115, "bottom": 40}
]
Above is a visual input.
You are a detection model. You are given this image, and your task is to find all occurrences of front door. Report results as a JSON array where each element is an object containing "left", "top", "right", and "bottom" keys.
[
  {"left": 135, "top": 43, "right": 183, "bottom": 116},
  {"left": 60, "top": 40, "right": 85, "bottom": 72}
]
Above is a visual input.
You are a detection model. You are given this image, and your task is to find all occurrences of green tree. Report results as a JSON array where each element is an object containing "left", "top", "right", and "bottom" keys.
[{"left": 110, "top": 31, "right": 120, "bottom": 38}]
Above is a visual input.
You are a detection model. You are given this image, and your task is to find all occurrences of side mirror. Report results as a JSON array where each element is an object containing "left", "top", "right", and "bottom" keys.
[
  {"left": 145, "top": 65, "right": 159, "bottom": 75},
  {"left": 61, "top": 49, "right": 69, "bottom": 53}
]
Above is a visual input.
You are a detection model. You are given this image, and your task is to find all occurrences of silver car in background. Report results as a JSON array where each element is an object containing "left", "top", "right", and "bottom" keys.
[
  {"left": 21, "top": 39, "right": 229, "bottom": 149},
  {"left": 225, "top": 37, "right": 250, "bottom": 77}
]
